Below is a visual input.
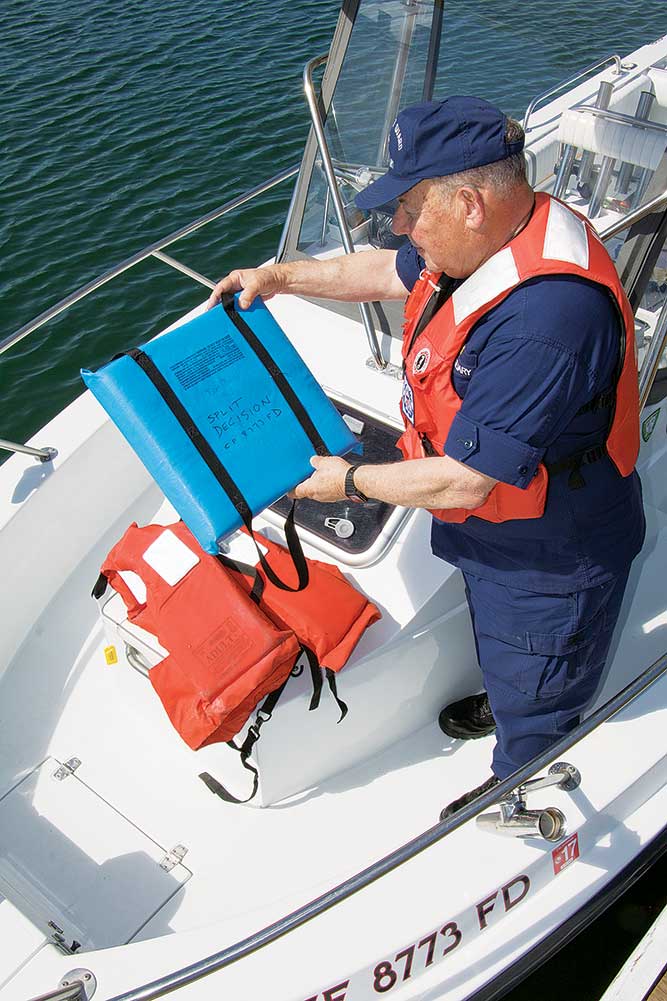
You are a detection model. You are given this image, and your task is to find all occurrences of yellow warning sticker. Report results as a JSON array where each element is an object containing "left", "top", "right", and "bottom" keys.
[{"left": 104, "top": 645, "right": 118, "bottom": 665}]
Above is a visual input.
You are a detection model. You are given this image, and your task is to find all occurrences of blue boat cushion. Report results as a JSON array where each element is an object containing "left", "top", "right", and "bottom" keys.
[{"left": 81, "top": 294, "right": 356, "bottom": 553}]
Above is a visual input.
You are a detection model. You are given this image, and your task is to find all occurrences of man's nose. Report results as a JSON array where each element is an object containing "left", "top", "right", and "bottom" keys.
[{"left": 391, "top": 204, "right": 408, "bottom": 236}]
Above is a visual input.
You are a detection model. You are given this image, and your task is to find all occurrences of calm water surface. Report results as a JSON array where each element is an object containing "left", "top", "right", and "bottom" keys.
[{"left": 2, "top": 0, "right": 665, "bottom": 995}]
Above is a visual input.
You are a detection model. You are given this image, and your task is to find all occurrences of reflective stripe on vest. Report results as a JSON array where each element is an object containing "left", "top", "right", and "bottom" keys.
[{"left": 398, "top": 192, "right": 639, "bottom": 524}]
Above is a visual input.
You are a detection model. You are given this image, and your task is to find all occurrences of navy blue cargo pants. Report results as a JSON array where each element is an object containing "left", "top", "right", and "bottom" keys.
[{"left": 462, "top": 570, "right": 630, "bottom": 779}]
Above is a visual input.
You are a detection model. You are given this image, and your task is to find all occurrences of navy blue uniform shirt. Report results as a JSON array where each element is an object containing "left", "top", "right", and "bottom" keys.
[{"left": 396, "top": 243, "right": 645, "bottom": 594}]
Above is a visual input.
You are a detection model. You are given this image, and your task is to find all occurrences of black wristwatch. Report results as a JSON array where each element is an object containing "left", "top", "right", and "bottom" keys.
[{"left": 344, "top": 464, "right": 369, "bottom": 504}]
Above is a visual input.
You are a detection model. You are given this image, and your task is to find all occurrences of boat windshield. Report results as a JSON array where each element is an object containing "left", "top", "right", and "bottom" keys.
[{"left": 295, "top": 0, "right": 439, "bottom": 257}]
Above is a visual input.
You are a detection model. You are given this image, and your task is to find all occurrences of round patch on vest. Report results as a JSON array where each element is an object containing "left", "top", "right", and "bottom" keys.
[{"left": 413, "top": 348, "right": 431, "bottom": 375}]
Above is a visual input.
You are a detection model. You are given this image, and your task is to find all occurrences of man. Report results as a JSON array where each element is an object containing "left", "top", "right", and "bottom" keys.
[{"left": 207, "top": 96, "right": 645, "bottom": 816}]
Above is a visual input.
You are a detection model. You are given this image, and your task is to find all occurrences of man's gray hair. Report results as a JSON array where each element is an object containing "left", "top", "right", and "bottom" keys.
[{"left": 434, "top": 116, "right": 527, "bottom": 199}]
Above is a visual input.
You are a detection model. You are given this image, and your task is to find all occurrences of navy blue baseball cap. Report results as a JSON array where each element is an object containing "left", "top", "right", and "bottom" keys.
[{"left": 355, "top": 96, "right": 524, "bottom": 211}]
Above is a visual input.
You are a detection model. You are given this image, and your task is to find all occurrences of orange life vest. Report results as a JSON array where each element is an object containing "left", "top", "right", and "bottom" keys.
[
  {"left": 100, "top": 520, "right": 381, "bottom": 749},
  {"left": 399, "top": 192, "right": 639, "bottom": 524},
  {"left": 225, "top": 529, "right": 381, "bottom": 674},
  {"left": 101, "top": 520, "right": 301, "bottom": 749}
]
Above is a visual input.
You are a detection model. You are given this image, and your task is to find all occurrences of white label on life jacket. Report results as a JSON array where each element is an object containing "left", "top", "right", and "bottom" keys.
[
  {"left": 118, "top": 570, "right": 147, "bottom": 604},
  {"left": 226, "top": 531, "right": 268, "bottom": 566},
  {"left": 143, "top": 529, "right": 200, "bottom": 586}
]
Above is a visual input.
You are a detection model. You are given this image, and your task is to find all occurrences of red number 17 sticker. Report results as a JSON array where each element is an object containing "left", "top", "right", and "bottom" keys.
[{"left": 552, "top": 832, "right": 579, "bottom": 874}]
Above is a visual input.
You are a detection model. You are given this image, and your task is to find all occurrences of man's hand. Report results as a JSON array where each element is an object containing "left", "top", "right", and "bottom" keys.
[
  {"left": 294, "top": 455, "right": 351, "bottom": 503},
  {"left": 207, "top": 266, "right": 286, "bottom": 311}
]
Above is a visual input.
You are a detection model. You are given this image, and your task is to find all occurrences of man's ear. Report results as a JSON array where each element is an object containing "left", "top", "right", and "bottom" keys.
[{"left": 458, "top": 185, "right": 485, "bottom": 230}]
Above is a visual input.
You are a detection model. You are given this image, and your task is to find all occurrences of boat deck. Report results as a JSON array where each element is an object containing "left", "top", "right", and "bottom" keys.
[{"left": 0, "top": 543, "right": 497, "bottom": 956}]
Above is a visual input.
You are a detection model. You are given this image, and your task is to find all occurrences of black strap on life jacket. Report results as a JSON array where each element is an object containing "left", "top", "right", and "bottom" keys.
[
  {"left": 125, "top": 347, "right": 309, "bottom": 593},
  {"left": 545, "top": 444, "right": 608, "bottom": 490},
  {"left": 418, "top": 431, "right": 440, "bottom": 457},
  {"left": 215, "top": 553, "right": 350, "bottom": 723},
  {"left": 198, "top": 671, "right": 293, "bottom": 806},
  {"left": 300, "top": 644, "right": 348, "bottom": 722},
  {"left": 198, "top": 644, "right": 348, "bottom": 805},
  {"left": 403, "top": 276, "right": 459, "bottom": 374}
]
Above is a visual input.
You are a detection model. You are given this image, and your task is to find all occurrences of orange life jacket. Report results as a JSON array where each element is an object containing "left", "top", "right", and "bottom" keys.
[
  {"left": 225, "top": 529, "right": 381, "bottom": 674},
  {"left": 100, "top": 520, "right": 381, "bottom": 751},
  {"left": 399, "top": 192, "right": 639, "bottom": 524},
  {"left": 100, "top": 520, "right": 301, "bottom": 749}
]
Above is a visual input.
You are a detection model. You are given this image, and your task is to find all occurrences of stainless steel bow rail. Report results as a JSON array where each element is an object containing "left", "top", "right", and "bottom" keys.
[
  {"left": 3, "top": 182, "right": 665, "bottom": 462},
  {"left": 0, "top": 163, "right": 299, "bottom": 462},
  {"left": 27, "top": 969, "right": 96, "bottom": 1001},
  {"left": 22, "top": 647, "right": 665, "bottom": 1001}
]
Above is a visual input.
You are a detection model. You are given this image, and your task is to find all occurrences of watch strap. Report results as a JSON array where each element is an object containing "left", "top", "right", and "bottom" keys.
[{"left": 344, "top": 464, "right": 368, "bottom": 503}]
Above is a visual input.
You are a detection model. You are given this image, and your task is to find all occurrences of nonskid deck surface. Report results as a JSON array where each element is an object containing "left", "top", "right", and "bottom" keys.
[{"left": 0, "top": 560, "right": 495, "bottom": 951}]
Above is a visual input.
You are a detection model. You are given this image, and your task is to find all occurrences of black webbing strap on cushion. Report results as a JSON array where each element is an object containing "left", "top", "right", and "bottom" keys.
[
  {"left": 126, "top": 348, "right": 308, "bottom": 593},
  {"left": 216, "top": 553, "right": 265, "bottom": 605},
  {"left": 221, "top": 293, "right": 330, "bottom": 458}
]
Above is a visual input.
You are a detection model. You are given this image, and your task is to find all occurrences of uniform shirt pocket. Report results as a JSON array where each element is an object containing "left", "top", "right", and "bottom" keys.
[{"left": 452, "top": 349, "right": 478, "bottom": 395}]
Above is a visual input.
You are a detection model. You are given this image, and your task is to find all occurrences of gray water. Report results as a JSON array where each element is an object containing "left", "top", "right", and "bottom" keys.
[{"left": 2, "top": 0, "right": 665, "bottom": 995}]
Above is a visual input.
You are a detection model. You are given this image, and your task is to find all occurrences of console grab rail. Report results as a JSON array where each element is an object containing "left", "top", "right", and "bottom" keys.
[{"left": 303, "top": 53, "right": 386, "bottom": 369}]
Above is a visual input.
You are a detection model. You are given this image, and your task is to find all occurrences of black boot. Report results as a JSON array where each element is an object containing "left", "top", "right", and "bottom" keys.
[
  {"left": 440, "top": 775, "right": 500, "bottom": 821},
  {"left": 438, "top": 691, "right": 496, "bottom": 740}
]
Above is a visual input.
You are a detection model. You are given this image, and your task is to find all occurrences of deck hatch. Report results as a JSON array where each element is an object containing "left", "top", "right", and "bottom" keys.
[{"left": 0, "top": 758, "right": 191, "bottom": 951}]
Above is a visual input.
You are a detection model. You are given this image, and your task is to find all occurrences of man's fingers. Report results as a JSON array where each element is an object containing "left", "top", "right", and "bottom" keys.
[
  {"left": 207, "top": 266, "right": 284, "bottom": 311},
  {"left": 237, "top": 280, "right": 265, "bottom": 310},
  {"left": 206, "top": 272, "right": 243, "bottom": 310}
]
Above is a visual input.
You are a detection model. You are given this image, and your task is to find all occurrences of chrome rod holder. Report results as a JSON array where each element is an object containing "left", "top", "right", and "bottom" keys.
[
  {"left": 578, "top": 80, "right": 614, "bottom": 192},
  {"left": 477, "top": 762, "right": 581, "bottom": 842},
  {"left": 588, "top": 154, "right": 617, "bottom": 218},
  {"left": 553, "top": 145, "right": 578, "bottom": 199},
  {"left": 617, "top": 90, "right": 655, "bottom": 194}
]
